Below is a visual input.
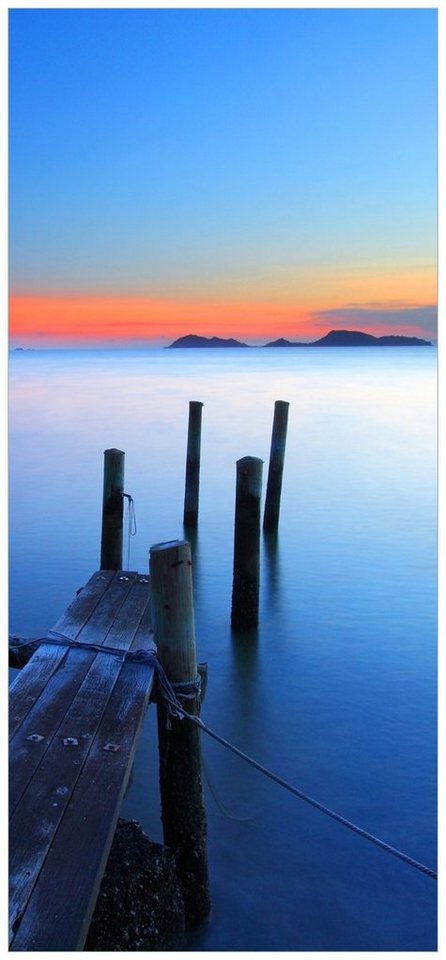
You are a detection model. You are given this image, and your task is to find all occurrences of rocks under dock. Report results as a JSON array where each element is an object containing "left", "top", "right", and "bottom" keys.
[{"left": 85, "top": 819, "right": 186, "bottom": 951}]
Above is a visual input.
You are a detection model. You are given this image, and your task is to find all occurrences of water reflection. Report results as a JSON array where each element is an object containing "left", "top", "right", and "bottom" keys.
[
  {"left": 9, "top": 347, "right": 437, "bottom": 951},
  {"left": 262, "top": 530, "right": 281, "bottom": 611},
  {"left": 229, "top": 625, "right": 260, "bottom": 740}
]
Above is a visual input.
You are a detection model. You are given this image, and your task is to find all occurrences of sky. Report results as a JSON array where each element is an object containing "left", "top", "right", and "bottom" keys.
[{"left": 8, "top": 7, "right": 438, "bottom": 346}]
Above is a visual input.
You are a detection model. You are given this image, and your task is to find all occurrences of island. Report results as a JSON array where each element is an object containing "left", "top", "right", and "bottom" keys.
[
  {"left": 264, "top": 337, "right": 307, "bottom": 347},
  {"left": 265, "top": 330, "right": 432, "bottom": 347},
  {"left": 309, "top": 330, "right": 432, "bottom": 347},
  {"left": 168, "top": 329, "right": 432, "bottom": 348},
  {"left": 168, "top": 334, "right": 249, "bottom": 348}
]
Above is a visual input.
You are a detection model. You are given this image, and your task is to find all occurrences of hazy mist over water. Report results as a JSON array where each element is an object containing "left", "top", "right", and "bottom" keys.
[{"left": 9, "top": 346, "right": 437, "bottom": 950}]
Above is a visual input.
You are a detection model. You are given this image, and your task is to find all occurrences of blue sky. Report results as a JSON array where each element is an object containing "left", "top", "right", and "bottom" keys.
[{"left": 8, "top": 7, "right": 437, "bottom": 343}]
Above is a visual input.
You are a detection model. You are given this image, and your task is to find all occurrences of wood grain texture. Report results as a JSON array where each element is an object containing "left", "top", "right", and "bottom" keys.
[
  {"left": 231, "top": 456, "right": 263, "bottom": 628},
  {"left": 9, "top": 573, "right": 147, "bottom": 816},
  {"left": 263, "top": 400, "right": 289, "bottom": 532},
  {"left": 183, "top": 400, "right": 203, "bottom": 527},
  {"left": 9, "top": 571, "right": 115, "bottom": 739},
  {"left": 100, "top": 448, "right": 124, "bottom": 570},
  {"left": 9, "top": 570, "right": 153, "bottom": 951},
  {"left": 150, "top": 540, "right": 210, "bottom": 923}
]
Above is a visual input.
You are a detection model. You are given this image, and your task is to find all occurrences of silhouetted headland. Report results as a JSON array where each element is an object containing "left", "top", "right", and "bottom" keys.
[
  {"left": 168, "top": 330, "right": 432, "bottom": 348},
  {"left": 309, "top": 330, "right": 432, "bottom": 347},
  {"left": 168, "top": 334, "right": 249, "bottom": 348}
]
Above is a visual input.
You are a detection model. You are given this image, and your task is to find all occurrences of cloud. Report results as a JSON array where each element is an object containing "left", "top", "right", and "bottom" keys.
[{"left": 311, "top": 304, "right": 437, "bottom": 337}]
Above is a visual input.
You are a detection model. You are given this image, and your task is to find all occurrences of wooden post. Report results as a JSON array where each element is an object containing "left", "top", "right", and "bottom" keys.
[
  {"left": 100, "top": 448, "right": 124, "bottom": 570},
  {"left": 149, "top": 539, "right": 210, "bottom": 923},
  {"left": 183, "top": 401, "right": 203, "bottom": 527},
  {"left": 231, "top": 456, "right": 263, "bottom": 629},
  {"left": 263, "top": 400, "right": 289, "bottom": 533}
]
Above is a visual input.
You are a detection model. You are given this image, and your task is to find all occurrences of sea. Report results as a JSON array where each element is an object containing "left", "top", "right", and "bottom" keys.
[{"left": 8, "top": 345, "right": 437, "bottom": 951}]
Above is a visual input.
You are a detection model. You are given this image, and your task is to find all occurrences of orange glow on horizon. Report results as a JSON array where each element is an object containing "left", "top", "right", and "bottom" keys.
[{"left": 9, "top": 292, "right": 437, "bottom": 345}]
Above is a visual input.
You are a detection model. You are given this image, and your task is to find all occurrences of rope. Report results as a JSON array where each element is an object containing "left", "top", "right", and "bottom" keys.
[
  {"left": 45, "top": 630, "right": 155, "bottom": 664},
  {"left": 16, "top": 632, "right": 436, "bottom": 881},
  {"left": 122, "top": 493, "right": 137, "bottom": 568},
  {"left": 202, "top": 755, "right": 254, "bottom": 823},
  {"left": 44, "top": 634, "right": 201, "bottom": 715},
  {"left": 155, "top": 674, "right": 437, "bottom": 881}
]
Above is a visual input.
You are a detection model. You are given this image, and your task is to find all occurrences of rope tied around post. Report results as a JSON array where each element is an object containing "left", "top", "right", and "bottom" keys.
[
  {"left": 44, "top": 631, "right": 201, "bottom": 718},
  {"left": 150, "top": 662, "right": 202, "bottom": 719},
  {"left": 121, "top": 492, "right": 137, "bottom": 568}
]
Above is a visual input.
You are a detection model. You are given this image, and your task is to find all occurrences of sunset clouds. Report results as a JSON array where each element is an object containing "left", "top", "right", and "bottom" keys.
[{"left": 9, "top": 295, "right": 437, "bottom": 347}]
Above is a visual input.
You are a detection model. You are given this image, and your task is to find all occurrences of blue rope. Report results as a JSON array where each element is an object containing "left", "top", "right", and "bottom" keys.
[
  {"left": 45, "top": 631, "right": 200, "bottom": 717},
  {"left": 155, "top": 670, "right": 437, "bottom": 882},
  {"left": 45, "top": 630, "right": 152, "bottom": 663},
  {"left": 122, "top": 493, "right": 137, "bottom": 569},
  {"left": 38, "top": 631, "right": 437, "bottom": 881}
]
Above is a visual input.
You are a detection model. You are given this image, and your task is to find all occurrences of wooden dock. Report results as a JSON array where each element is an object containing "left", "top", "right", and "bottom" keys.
[{"left": 9, "top": 569, "right": 155, "bottom": 951}]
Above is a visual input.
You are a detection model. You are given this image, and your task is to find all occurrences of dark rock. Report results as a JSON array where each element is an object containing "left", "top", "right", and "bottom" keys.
[
  {"left": 171, "top": 330, "right": 433, "bottom": 349},
  {"left": 312, "top": 329, "right": 432, "bottom": 346},
  {"left": 263, "top": 337, "right": 307, "bottom": 347},
  {"left": 375, "top": 334, "right": 432, "bottom": 345},
  {"left": 168, "top": 334, "right": 248, "bottom": 348},
  {"left": 84, "top": 819, "right": 185, "bottom": 952}
]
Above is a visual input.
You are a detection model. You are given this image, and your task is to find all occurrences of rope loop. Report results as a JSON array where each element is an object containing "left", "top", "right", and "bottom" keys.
[
  {"left": 122, "top": 493, "right": 137, "bottom": 536},
  {"left": 121, "top": 492, "right": 137, "bottom": 567},
  {"left": 171, "top": 676, "right": 202, "bottom": 701}
]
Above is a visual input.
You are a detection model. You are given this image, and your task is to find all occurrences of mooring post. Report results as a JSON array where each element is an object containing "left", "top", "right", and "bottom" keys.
[
  {"left": 183, "top": 401, "right": 204, "bottom": 527},
  {"left": 263, "top": 400, "right": 289, "bottom": 533},
  {"left": 149, "top": 539, "right": 210, "bottom": 923},
  {"left": 100, "top": 448, "right": 124, "bottom": 570},
  {"left": 231, "top": 456, "right": 263, "bottom": 629}
]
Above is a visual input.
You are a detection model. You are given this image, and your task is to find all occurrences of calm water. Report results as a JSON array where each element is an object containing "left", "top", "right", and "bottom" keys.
[{"left": 9, "top": 346, "right": 437, "bottom": 951}]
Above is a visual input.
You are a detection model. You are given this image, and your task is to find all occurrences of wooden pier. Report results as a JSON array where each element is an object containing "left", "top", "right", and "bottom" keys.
[
  {"left": 9, "top": 400, "right": 291, "bottom": 950},
  {"left": 9, "top": 569, "right": 155, "bottom": 951}
]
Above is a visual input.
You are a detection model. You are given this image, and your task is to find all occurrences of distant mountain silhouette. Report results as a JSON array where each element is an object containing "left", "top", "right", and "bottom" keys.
[
  {"left": 168, "top": 334, "right": 249, "bottom": 348},
  {"left": 313, "top": 330, "right": 376, "bottom": 346},
  {"left": 264, "top": 337, "right": 307, "bottom": 347},
  {"left": 372, "top": 335, "right": 432, "bottom": 346},
  {"left": 168, "top": 329, "right": 432, "bottom": 349},
  {"left": 266, "top": 329, "right": 432, "bottom": 347}
]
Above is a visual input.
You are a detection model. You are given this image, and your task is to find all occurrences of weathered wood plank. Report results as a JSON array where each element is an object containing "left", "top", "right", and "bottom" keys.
[
  {"left": 82, "top": 573, "right": 150, "bottom": 653},
  {"left": 9, "top": 573, "right": 151, "bottom": 945},
  {"left": 9, "top": 571, "right": 137, "bottom": 808},
  {"left": 9, "top": 571, "right": 115, "bottom": 739},
  {"left": 10, "top": 601, "right": 154, "bottom": 951},
  {"left": 50, "top": 570, "right": 116, "bottom": 638},
  {"left": 150, "top": 540, "right": 210, "bottom": 922},
  {"left": 67, "top": 570, "right": 139, "bottom": 648},
  {"left": 9, "top": 647, "right": 95, "bottom": 817}
]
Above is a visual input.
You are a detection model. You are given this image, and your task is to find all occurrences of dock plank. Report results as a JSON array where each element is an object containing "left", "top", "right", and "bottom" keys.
[
  {"left": 9, "top": 570, "right": 136, "bottom": 812},
  {"left": 9, "top": 647, "right": 95, "bottom": 817},
  {"left": 9, "top": 571, "right": 154, "bottom": 949},
  {"left": 11, "top": 605, "right": 155, "bottom": 951},
  {"left": 9, "top": 570, "right": 115, "bottom": 739}
]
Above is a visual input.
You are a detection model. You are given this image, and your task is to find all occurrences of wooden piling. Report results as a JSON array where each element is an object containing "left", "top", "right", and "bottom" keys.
[
  {"left": 183, "top": 401, "right": 204, "bottom": 527},
  {"left": 149, "top": 539, "right": 210, "bottom": 924},
  {"left": 100, "top": 448, "right": 124, "bottom": 570},
  {"left": 231, "top": 456, "right": 263, "bottom": 629},
  {"left": 263, "top": 400, "right": 289, "bottom": 533}
]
